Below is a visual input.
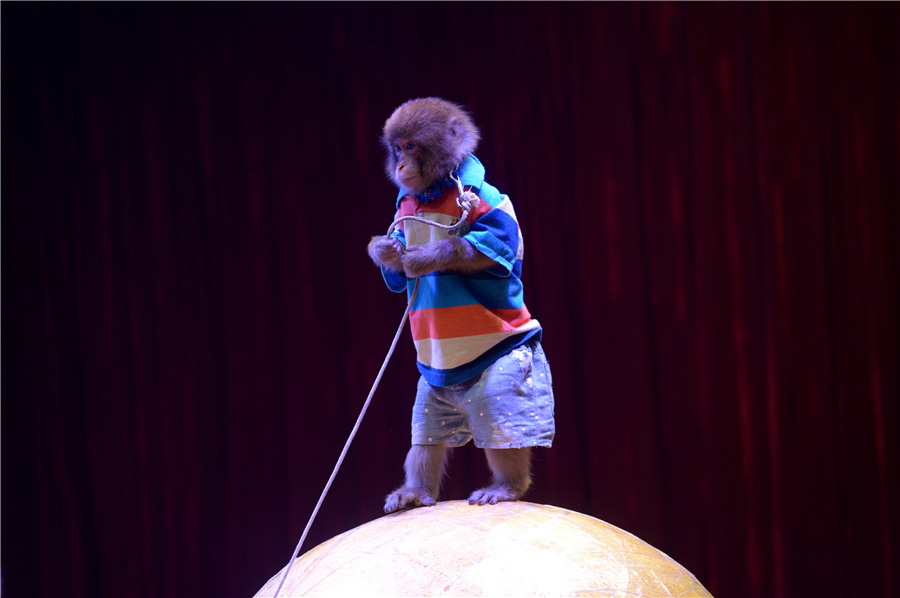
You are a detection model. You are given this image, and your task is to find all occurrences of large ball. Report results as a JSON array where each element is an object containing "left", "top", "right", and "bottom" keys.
[{"left": 256, "top": 501, "right": 712, "bottom": 597}]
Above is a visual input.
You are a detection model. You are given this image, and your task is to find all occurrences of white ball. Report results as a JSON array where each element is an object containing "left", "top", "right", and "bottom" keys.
[{"left": 256, "top": 501, "right": 712, "bottom": 597}]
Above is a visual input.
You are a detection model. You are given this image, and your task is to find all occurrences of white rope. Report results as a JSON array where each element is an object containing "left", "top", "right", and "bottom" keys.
[
  {"left": 270, "top": 175, "right": 475, "bottom": 597},
  {"left": 386, "top": 174, "right": 480, "bottom": 238}
]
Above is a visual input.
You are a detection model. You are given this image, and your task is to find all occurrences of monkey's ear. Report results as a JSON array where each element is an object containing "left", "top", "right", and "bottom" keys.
[{"left": 448, "top": 117, "right": 460, "bottom": 138}]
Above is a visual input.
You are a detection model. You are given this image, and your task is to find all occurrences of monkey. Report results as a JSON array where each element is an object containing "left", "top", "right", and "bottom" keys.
[{"left": 368, "top": 98, "right": 555, "bottom": 514}]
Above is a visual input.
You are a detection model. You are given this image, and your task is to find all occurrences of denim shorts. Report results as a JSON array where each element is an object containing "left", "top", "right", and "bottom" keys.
[{"left": 411, "top": 339, "right": 555, "bottom": 449}]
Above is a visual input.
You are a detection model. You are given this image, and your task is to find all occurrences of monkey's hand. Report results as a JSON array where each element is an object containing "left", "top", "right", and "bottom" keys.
[
  {"left": 367, "top": 235, "right": 405, "bottom": 273},
  {"left": 402, "top": 238, "right": 496, "bottom": 278}
]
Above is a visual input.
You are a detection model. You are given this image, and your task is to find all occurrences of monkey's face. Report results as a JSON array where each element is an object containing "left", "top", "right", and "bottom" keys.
[
  {"left": 382, "top": 98, "right": 481, "bottom": 196},
  {"left": 391, "top": 137, "right": 429, "bottom": 195}
]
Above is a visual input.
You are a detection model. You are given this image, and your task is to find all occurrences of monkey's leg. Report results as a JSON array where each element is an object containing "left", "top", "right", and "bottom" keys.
[
  {"left": 384, "top": 443, "right": 449, "bottom": 513},
  {"left": 468, "top": 447, "right": 533, "bottom": 506}
]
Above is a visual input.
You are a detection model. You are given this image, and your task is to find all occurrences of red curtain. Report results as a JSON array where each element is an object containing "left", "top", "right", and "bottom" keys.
[{"left": 3, "top": 3, "right": 898, "bottom": 597}]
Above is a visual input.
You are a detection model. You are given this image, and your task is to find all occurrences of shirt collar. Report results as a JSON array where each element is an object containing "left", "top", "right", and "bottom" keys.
[{"left": 395, "top": 154, "right": 485, "bottom": 208}]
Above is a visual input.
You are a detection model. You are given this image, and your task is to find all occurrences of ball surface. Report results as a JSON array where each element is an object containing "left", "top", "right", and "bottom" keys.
[{"left": 256, "top": 501, "right": 712, "bottom": 597}]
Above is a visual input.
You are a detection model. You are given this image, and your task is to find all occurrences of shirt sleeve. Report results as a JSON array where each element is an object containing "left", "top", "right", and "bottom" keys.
[
  {"left": 463, "top": 196, "right": 520, "bottom": 278},
  {"left": 382, "top": 224, "right": 408, "bottom": 292}
]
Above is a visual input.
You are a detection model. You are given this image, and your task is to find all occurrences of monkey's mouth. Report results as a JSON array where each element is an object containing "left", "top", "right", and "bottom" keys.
[{"left": 400, "top": 175, "right": 421, "bottom": 185}]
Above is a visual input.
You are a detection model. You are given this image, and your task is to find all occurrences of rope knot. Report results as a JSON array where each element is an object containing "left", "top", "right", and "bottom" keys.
[
  {"left": 456, "top": 190, "right": 480, "bottom": 215},
  {"left": 450, "top": 171, "right": 480, "bottom": 222}
]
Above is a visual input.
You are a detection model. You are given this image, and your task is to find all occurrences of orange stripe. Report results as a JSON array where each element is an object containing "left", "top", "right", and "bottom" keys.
[{"left": 410, "top": 305, "right": 532, "bottom": 341}]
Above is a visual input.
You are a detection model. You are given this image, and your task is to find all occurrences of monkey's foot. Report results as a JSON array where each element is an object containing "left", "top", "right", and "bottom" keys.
[
  {"left": 384, "top": 487, "right": 437, "bottom": 513},
  {"left": 467, "top": 484, "right": 525, "bottom": 506}
]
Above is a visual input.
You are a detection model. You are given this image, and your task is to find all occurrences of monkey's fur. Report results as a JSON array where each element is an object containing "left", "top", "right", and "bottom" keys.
[
  {"left": 369, "top": 98, "right": 536, "bottom": 513},
  {"left": 381, "top": 97, "right": 480, "bottom": 192}
]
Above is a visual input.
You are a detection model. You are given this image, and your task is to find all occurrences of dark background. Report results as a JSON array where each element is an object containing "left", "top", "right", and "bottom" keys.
[{"left": 3, "top": 2, "right": 899, "bottom": 597}]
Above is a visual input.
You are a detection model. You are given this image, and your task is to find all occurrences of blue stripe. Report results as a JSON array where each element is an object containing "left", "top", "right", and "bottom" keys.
[
  {"left": 464, "top": 209, "right": 519, "bottom": 274},
  {"left": 474, "top": 180, "right": 503, "bottom": 208},
  {"left": 383, "top": 266, "right": 407, "bottom": 293},
  {"left": 409, "top": 265, "right": 526, "bottom": 310}
]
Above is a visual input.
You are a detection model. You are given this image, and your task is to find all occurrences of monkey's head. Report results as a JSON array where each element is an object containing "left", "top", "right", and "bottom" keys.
[{"left": 382, "top": 97, "right": 481, "bottom": 196}]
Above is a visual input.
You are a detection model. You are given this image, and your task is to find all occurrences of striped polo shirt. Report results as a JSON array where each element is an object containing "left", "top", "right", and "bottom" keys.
[{"left": 381, "top": 155, "right": 542, "bottom": 387}]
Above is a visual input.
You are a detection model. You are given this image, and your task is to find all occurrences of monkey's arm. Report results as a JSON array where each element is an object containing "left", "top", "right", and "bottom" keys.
[
  {"left": 402, "top": 238, "right": 497, "bottom": 278},
  {"left": 367, "top": 235, "right": 405, "bottom": 273}
]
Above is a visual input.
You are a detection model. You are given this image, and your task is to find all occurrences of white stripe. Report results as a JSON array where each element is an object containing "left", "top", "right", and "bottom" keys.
[
  {"left": 414, "top": 321, "right": 541, "bottom": 370},
  {"left": 405, "top": 212, "right": 467, "bottom": 246},
  {"left": 495, "top": 195, "right": 518, "bottom": 222}
]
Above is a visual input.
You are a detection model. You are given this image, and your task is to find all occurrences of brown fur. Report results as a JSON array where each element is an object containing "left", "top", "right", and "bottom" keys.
[
  {"left": 369, "top": 235, "right": 496, "bottom": 278},
  {"left": 383, "top": 444, "right": 449, "bottom": 513},
  {"left": 470, "top": 448, "right": 533, "bottom": 505},
  {"left": 384, "top": 445, "right": 533, "bottom": 513},
  {"left": 401, "top": 237, "right": 496, "bottom": 277},
  {"left": 367, "top": 235, "right": 404, "bottom": 273},
  {"left": 382, "top": 97, "right": 480, "bottom": 190}
]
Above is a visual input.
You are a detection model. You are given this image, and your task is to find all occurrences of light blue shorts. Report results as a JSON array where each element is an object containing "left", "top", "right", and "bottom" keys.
[{"left": 411, "top": 339, "right": 555, "bottom": 449}]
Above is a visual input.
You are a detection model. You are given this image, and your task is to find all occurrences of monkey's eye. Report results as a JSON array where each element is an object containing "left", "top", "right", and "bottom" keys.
[
  {"left": 406, "top": 141, "right": 415, "bottom": 151},
  {"left": 394, "top": 144, "right": 402, "bottom": 153}
]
